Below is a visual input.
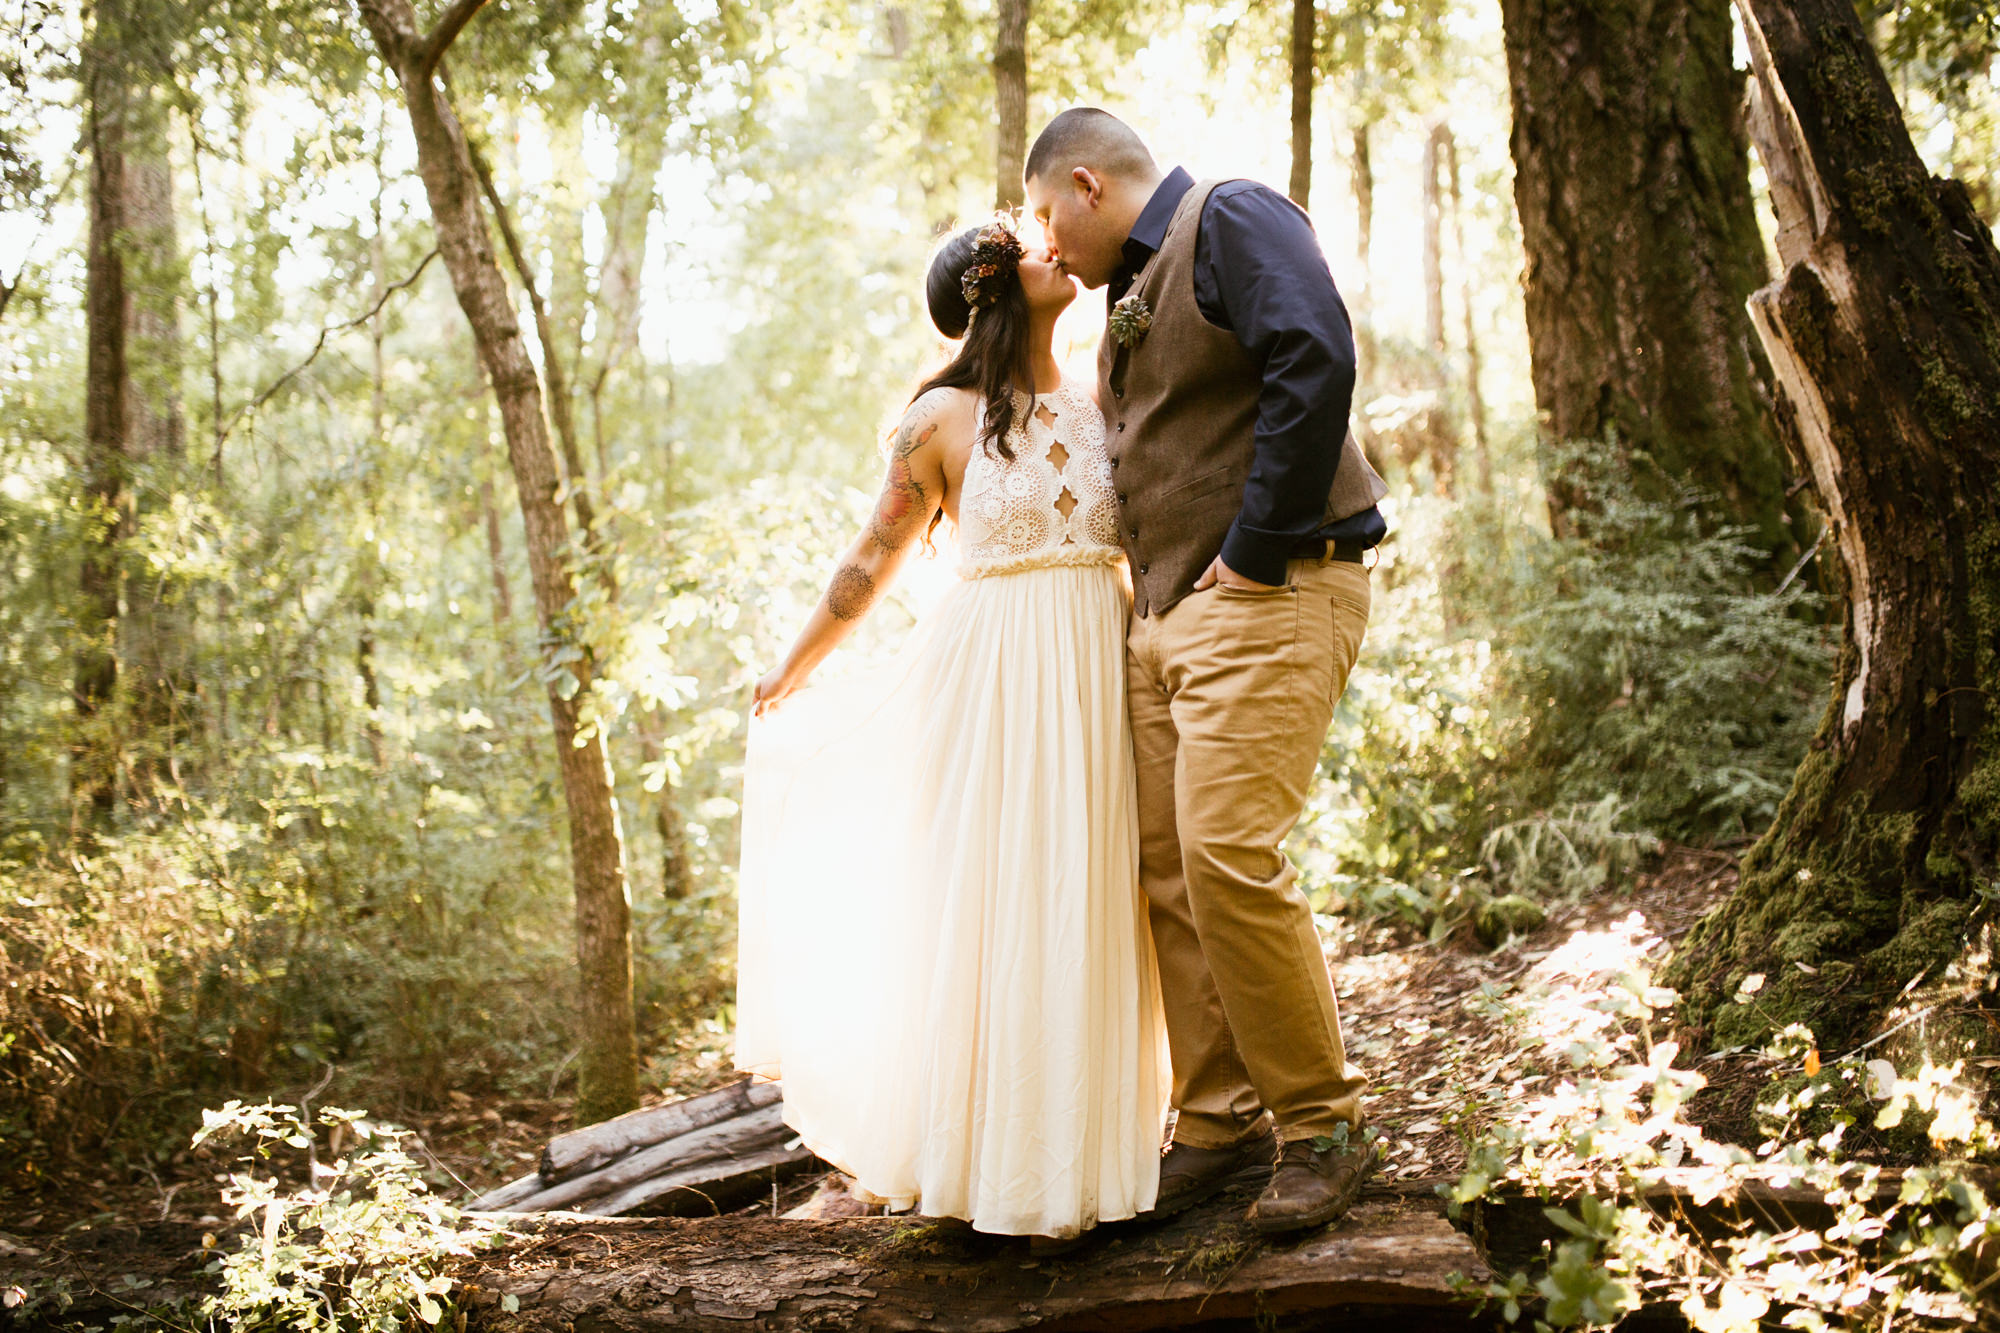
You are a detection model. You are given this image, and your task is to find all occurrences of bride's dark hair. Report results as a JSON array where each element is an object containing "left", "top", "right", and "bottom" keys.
[{"left": 916, "top": 223, "right": 1035, "bottom": 463}]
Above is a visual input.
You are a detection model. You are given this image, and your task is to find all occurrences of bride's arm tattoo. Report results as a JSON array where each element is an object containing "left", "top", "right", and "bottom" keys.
[
  {"left": 867, "top": 415, "right": 939, "bottom": 553},
  {"left": 825, "top": 564, "right": 877, "bottom": 621}
]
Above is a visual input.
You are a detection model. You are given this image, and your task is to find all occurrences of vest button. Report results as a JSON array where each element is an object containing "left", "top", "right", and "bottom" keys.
[
  {"left": 1139, "top": 563, "right": 1149, "bottom": 575},
  {"left": 1113, "top": 388, "right": 1124, "bottom": 399},
  {"left": 1110, "top": 457, "right": 1119, "bottom": 469},
  {"left": 1128, "top": 527, "right": 1139, "bottom": 539},
  {"left": 1116, "top": 422, "right": 1126, "bottom": 432},
  {"left": 1117, "top": 492, "right": 1128, "bottom": 504}
]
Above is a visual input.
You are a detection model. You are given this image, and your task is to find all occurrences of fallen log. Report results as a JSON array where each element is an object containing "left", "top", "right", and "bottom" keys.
[
  {"left": 539, "top": 1079, "right": 784, "bottom": 1183},
  {"left": 468, "top": 1079, "right": 818, "bottom": 1218}
]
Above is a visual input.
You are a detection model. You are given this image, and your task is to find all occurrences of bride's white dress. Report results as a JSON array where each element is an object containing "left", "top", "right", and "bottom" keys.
[{"left": 734, "top": 381, "right": 1170, "bottom": 1237}]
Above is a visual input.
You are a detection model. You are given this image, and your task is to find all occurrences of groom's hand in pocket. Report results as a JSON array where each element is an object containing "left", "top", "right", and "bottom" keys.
[{"left": 1194, "top": 554, "right": 1278, "bottom": 592}]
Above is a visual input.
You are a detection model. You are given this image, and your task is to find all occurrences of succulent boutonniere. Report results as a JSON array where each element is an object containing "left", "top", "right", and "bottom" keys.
[{"left": 1109, "top": 294, "right": 1153, "bottom": 349}]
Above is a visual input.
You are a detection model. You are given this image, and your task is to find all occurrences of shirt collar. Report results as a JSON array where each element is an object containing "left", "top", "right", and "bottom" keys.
[{"left": 1121, "top": 165, "right": 1194, "bottom": 273}]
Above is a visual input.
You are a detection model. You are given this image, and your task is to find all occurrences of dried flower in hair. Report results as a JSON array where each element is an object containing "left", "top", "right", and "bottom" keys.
[{"left": 960, "top": 222, "right": 1024, "bottom": 311}]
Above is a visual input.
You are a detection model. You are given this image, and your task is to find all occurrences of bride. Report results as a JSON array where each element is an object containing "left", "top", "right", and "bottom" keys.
[{"left": 733, "top": 219, "right": 1170, "bottom": 1241}]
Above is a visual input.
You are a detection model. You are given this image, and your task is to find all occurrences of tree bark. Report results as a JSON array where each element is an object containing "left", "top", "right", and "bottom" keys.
[
  {"left": 993, "top": 0, "right": 1029, "bottom": 212},
  {"left": 358, "top": 0, "right": 639, "bottom": 1123},
  {"left": 1289, "top": 0, "right": 1315, "bottom": 208},
  {"left": 1348, "top": 120, "right": 1377, "bottom": 383},
  {"left": 75, "top": 0, "right": 184, "bottom": 825},
  {"left": 1422, "top": 122, "right": 1446, "bottom": 355},
  {"left": 359, "top": 133, "right": 389, "bottom": 771},
  {"left": 1419, "top": 118, "right": 1456, "bottom": 494},
  {"left": 587, "top": 105, "right": 667, "bottom": 479},
  {"left": 1498, "top": 0, "right": 1798, "bottom": 558},
  {"left": 1440, "top": 124, "right": 1492, "bottom": 490},
  {"left": 76, "top": 26, "right": 129, "bottom": 828},
  {"left": 1662, "top": 0, "right": 2000, "bottom": 1053}
]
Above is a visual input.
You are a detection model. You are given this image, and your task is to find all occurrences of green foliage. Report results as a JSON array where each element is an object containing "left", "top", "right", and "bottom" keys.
[
  {"left": 191, "top": 1101, "right": 506, "bottom": 1331},
  {"left": 1448, "top": 973, "right": 1999, "bottom": 1332},
  {"left": 1294, "top": 450, "right": 1830, "bottom": 937},
  {"left": 1465, "top": 448, "right": 1831, "bottom": 841}
]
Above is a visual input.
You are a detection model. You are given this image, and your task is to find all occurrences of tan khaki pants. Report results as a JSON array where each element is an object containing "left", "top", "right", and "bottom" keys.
[{"left": 1127, "top": 554, "right": 1371, "bottom": 1148}]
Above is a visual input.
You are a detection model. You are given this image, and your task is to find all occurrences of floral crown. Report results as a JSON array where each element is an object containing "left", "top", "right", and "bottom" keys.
[{"left": 959, "top": 222, "right": 1024, "bottom": 312}]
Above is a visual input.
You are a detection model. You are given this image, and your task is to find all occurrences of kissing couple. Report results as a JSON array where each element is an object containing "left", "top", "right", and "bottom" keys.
[{"left": 734, "top": 107, "right": 1389, "bottom": 1248}]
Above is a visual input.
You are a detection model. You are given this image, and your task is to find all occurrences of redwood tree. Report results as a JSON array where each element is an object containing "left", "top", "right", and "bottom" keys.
[
  {"left": 1498, "top": 0, "right": 1800, "bottom": 558},
  {"left": 1663, "top": 0, "right": 2000, "bottom": 1051},
  {"left": 357, "top": 0, "right": 639, "bottom": 1122}
]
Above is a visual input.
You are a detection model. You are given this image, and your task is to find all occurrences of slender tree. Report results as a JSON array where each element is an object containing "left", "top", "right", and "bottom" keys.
[
  {"left": 1498, "top": 0, "right": 1799, "bottom": 557},
  {"left": 1347, "top": 122, "right": 1375, "bottom": 379},
  {"left": 1664, "top": 0, "right": 2000, "bottom": 1052},
  {"left": 1288, "top": 0, "right": 1314, "bottom": 207},
  {"left": 993, "top": 0, "right": 1029, "bottom": 210},
  {"left": 356, "top": 0, "right": 639, "bottom": 1122},
  {"left": 1439, "top": 123, "right": 1491, "bottom": 489}
]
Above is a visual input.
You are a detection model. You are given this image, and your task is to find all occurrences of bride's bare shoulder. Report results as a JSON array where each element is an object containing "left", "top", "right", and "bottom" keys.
[{"left": 892, "top": 386, "right": 978, "bottom": 455}]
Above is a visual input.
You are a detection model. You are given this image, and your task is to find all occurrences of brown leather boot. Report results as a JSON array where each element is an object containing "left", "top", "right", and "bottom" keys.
[
  {"left": 1142, "top": 1128, "right": 1278, "bottom": 1221},
  {"left": 1246, "top": 1131, "right": 1378, "bottom": 1235}
]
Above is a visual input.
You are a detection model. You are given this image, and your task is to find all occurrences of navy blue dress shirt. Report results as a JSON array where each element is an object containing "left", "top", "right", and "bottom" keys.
[{"left": 1110, "top": 166, "right": 1386, "bottom": 586}]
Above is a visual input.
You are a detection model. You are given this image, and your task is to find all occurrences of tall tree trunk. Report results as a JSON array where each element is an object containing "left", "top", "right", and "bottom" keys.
[
  {"left": 358, "top": 0, "right": 639, "bottom": 1123},
  {"left": 1499, "top": 0, "right": 1798, "bottom": 558},
  {"left": 1348, "top": 120, "right": 1377, "bottom": 384},
  {"left": 480, "top": 430, "right": 515, "bottom": 630},
  {"left": 1440, "top": 124, "right": 1492, "bottom": 490},
  {"left": 1421, "top": 122, "right": 1446, "bottom": 355},
  {"left": 76, "top": 1, "right": 184, "bottom": 824},
  {"left": 77, "top": 36, "right": 128, "bottom": 829},
  {"left": 1419, "top": 119, "right": 1455, "bottom": 494},
  {"left": 1288, "top": 0, "right": 1314, "bottom": 208},
  {"left": 588, "top": 108, "right": 667, "bottom": 480},
  {"left": 1662, "top": 0, "right": 2000, "bottom": 1054},
  {"left": 993, "top": 0, "right": 1029, "bottom": 212},
  {"left": 545, "top": 110, "right": 589, "bottom": 463},
  {"left": 359, "top": 130, "right": 389, "bottom": 771}
]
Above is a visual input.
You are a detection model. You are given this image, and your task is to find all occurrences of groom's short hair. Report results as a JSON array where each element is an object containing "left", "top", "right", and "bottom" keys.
[{"left": 1025, "top": 108, "right": 1156, "bottom": 186}]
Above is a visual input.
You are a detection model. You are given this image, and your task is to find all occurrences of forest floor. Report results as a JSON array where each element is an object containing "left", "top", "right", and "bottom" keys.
[
  {"left": 0, "top": 846, "right": 1769, "bottom": 1331},
  {"left": 1, "top": 845, "right": 1747, "bottom": 1242}
]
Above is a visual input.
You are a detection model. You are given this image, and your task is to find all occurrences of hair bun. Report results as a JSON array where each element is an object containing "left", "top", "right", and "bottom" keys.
[{"left": 925, "top": 220, "right": 1019, "bottom": 340}]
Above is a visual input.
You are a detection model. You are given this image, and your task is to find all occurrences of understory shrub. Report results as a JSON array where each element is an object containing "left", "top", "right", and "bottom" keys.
[{"left": 1297, "top": 447, "right": 1833, "bottom": 934}]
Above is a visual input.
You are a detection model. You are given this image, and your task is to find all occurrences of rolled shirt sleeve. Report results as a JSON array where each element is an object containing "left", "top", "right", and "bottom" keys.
[{"left": 1193, "top": 183, "right": 1360, "bottom": 587}]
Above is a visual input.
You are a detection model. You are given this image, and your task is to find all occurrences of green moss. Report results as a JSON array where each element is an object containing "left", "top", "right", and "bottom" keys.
[{"left": 1916, "top": 351, "right": 1981, "bottom": 430}]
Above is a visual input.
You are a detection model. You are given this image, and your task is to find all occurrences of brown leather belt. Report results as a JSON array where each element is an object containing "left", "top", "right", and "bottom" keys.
[{"left": 1306, "top": 538, "right": 1369, "bottom": 564}]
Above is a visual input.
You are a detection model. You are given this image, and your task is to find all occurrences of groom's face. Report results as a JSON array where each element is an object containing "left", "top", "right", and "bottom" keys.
[{"left": 1027, "top": 167, "right": 1122, "bottom": 291}]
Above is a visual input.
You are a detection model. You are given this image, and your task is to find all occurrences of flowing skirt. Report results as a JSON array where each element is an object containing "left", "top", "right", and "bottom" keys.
[{"left": 734, "top": 562, "right": 1170, "bottom": 1237}]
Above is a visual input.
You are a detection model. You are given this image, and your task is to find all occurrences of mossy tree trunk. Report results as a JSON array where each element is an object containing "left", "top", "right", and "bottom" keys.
[
  {"left": 358, "top": 0, "right": 640, "bottom": 1123},
  {"left": 1662, "top": 0, "right": 2000, "bottom": 1052},
  {"left": 1498, "top": 0, "right": 1800, "bottom": 559}
]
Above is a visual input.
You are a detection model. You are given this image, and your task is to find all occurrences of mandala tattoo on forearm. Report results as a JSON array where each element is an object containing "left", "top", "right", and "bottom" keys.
[
  {"left": 868, "top": 418, "right": 937, "bottom": 553},
  {"left": 825, "top": 564, "right": 877, "bottom": 621}
]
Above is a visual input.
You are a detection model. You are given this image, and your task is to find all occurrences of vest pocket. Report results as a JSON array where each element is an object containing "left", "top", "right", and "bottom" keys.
[{"left": 1157, "top": 466, "right": 1234, "bottom": 511}]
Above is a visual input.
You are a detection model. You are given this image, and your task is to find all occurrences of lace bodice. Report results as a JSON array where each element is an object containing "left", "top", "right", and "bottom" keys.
[{"left": 958, "top": 381, "right": 1124, "bottom": 578}]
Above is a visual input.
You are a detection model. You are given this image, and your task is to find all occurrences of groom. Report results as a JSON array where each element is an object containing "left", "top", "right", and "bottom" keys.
[{"left": 1026, "top": 108, "right": 1388, "bottom": 1235}]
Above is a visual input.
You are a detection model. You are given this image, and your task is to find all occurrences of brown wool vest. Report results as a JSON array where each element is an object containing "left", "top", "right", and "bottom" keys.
[{"left": 1097, "top": 179, "right": 1387, "bottom": 617}]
